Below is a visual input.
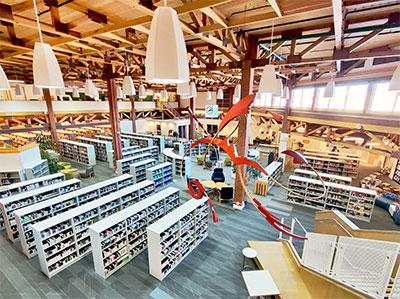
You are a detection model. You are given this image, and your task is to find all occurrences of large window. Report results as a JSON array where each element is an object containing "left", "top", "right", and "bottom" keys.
[
  {"left": 345, "top": 84, "right": 368, "bottom": 111},
  {"left": 291, "top": 88, "right": 314, "bottom": 109},
  {"left": 314, "top": 87, "right": 329, "bottom": 109},
  {"left": 369, "top": 82, "right": 399, "bottom": 112},
  {"left": 253, "top": 93, "right": 273, "bottom": 107}
]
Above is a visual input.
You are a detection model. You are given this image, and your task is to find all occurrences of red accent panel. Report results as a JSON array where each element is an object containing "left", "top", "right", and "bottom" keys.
[
  {"left": 188, "top": 179, "right": 205, "bottom": 199},
  {"left": 282, "top": 150, "right": 308, "bottom": 164}
]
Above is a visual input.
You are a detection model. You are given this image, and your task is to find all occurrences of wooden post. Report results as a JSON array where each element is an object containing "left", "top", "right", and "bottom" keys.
[
  {"left": 43, "top": 88, "right": 58, "bottom": 142},
  {"left": 176, "top": 94, "right": 182, "bottom": 115},
  {"left": 189, "top": 97, "right": 196, "bottom": 140},
  {"left": 233, "top": 35, "right": 257, "bottom": 209},
  {"left": 129, "top": 95, "right": 137, "bottom": 133},
  {"left": 104, "top": 64, "right": 122, "bottom": 164},
  {"left": 282, "top": 80, "right": 293, "bottom": 134}
]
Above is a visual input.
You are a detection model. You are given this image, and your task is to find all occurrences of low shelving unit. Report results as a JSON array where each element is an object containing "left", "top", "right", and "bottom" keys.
[
  {"left": 0, "top": 179, "right": 81, "bottom": 242},
  {"left": 24, "top": 160, "right": 50, "bottom": 179},
  {"left": 294, "top": 169, "right": 352, "bottom": 185},
  {"left": 146, "top": 162, "right": 173, "bottom": 192},
  {"left": 31, "top": 180, "right": 155, "bottom": 278},
  {"left": 58, "top": 140, "right": 96, "bottom": 165},
  {"left": 147, "top": 197, "right": 209, "bottom": 280},
  {"left": 77, "top": 137, "right": 113, "bottom": 161},
  {"left": 121, "top": 134, "right": 154, "bottom": 149},
  {"left": 287, "top": 175, "right": 376, "bottom": 222},
  {"left": 304, "top": 149, "right": 359, "bottom": 159},
  {"left": 108, "top": 147, "right": 154, "bottom": 169},
  {"left": 95, "top": 135, "right": 130, "bottom": 148},
  {"left": 13, "top": 174, "right": 134, "bottom": 258},
  {"left": 124, "top": 133, "right": 165, "bottom": 153},
  {"left": 116, "top": 153, "right": 152, "bottom": 175},
  {"left": 89, "top": 187, "right": 180, "bottom": 279},
  {"left": 107, "top": 145, "right": 140, "bottom": 168},
  {"left": 163, "top": 148, "right": 191, "bottom": 178},
  {"left": 130, "top": 159, "right": 157, "bottom": 183},
  {"left": 300, "top": 155, "right": 360, "bottom": 178},
  {"left": 0, "top": 169, "right": 25, "bottom": 186}
]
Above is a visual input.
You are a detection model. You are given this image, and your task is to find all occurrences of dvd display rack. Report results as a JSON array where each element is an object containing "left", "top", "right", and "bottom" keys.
[
  {"left": 124, "top": 133, "right": 165, "bottom": 153},
  {"left": 58, "top": 140, "right": 96, "bottom": 165},
  {"left": 130, "top": 159, "right": 157, "bottom": 183},
  {"left": 147, "top": 197, "right": 209, "bottom": 280},
  {"left": 95, "top": 135, "right": 130, "bottom": 148},
  {"left": 146, "top": 162, "right": 173, "bottom": 192},
  {"left": 116, "top": 153, "right": 152, "bottom": 175},
  {"left": 0, "top": 179, "right": 81, "bottom": 242},
  {"left": 89, "top": 187, "right": 180, "bottom": 279},
  {"left": 121, "top": 134, "right": 154, "bottom": 149},
  {"left": 24, "top": 159, "right": 50, "bottom": 180},
  {"left": 107, "top": 145, "right": 140, "bottom": 168},
  {"left": 163, "top": 148, "right": 191, "bottom": 178},
  {"left": 287, "top": 175, "right": 376, "bottom": 221},
  {"left": 0, "top": 169, "right": 25, "bottom": 186},
  {"left": 294, "top": 169, "right": 352, "bottom": 185},
  {"left": 13, "top": 174, "right": 134, "bottom": 258},
  {"left": 31, "top": 180, "right": 155, "bottom": 277},
  {"left": 300, "top": 155, "right": 360, "bottom": 178},
  {"left": 77, "top": 137, "right": 113, "bottom": 161},
  {"left": 257, "top": 161, "right": 283, "bottom": 192}
]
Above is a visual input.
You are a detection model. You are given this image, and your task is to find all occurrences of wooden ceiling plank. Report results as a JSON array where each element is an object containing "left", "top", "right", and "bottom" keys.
[
  {"left": 199, "top": 7, "right": 228, "bottom": 28},
  {"left": 299, "top": 36, "right": 329, "bottom": 57},
  {"left": 348, "top": 29, "right": 383, "bottom": 53},
  {"left": 268, "top": 0, "right": 283, "bottom": 17},
  {"left": 259, "top": 41, "right": 285, "bottom": 60},
  {"left": 332, "top": 0, "right": 346, "bottom": 50}
]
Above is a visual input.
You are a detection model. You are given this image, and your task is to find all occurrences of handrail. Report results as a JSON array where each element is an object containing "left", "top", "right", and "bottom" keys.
[{"left": 315, "top": 217, "right": 354, "bottom": 238}]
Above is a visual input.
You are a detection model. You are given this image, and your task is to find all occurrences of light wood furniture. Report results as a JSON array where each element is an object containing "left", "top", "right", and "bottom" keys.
[
  {"left": 241, "top": 270, "right": 280, "bottom": 298},
  {"left": 254, "top": 162, "right": 283, "bottom": 196}
]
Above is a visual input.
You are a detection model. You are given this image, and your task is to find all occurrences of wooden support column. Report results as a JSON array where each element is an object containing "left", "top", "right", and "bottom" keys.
[
  {"left": 282, "top": 78, "right": 293, "bottom": 134},
  {"left": 43, "top": 88, "right": 58, "bottom": 142},
  {"left": 189, "top": 97, "right": 196, "bottom": 140},
  {"left": 233, "top": 35, "right": 257, "bottom": 209},
  {"left": 176, "top": 94, "right": 182, "bottom": 115},
  {"left": 129, "top": 95, "right": 137, "bottom": 133},
  {"left": 104, "top": 64, "right": 122, "bottom": 164}
]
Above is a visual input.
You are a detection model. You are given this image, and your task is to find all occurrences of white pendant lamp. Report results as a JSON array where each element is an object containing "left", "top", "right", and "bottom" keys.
[
  {"left": 153, "top": 92, "right": 158, "bottom": 100},
  {"left": 324, "top": 81, "right": 335, "bottom": 98},
  {"left": 233, "top": 84, "right": 241, "bottom": 101},
  {"left": 33, "top": 85, "right": 43, "bottom": 96},
  {"left": 259, "top": 65, "right": 278, "bottom": 94},
  {"left": 139, "top": 84, "right": 147, "bottom": 99},
  {"left": 282, "top": 86, "right": 290, "bottom": 100},
  {"left": 15, "top": 84, "right": 23, "bottom": 97},
  {"left": 177, "top": 81, "right": 190, "bottom": 96},
  {"left": 117, "top": 86, "right": 123, "bottom": 99},
  {"left": 85, "top": 79, "right": 97, "bottom": 98},
  {"left": 217, "top": 88, "right": 224, "bottom": 100},
  {"left": 123, "top": 75, "right": 135, "bottom": 96},
  {"left": 161, "top": 89, "right": 169, "bottom": 99},
  {"left": 94, "top": 87, "right": 99, "bottom": 99},
  {"left": 0, "top": 65, "right": 10, "bottom": 90},
  {"left": 145, "top": 3, "right": 189, "bottom": 84},
  {"left": 273, "top": 78, "right": 283, "bottom": 97},
  {"left": 190, "top": 82, "right": 197, "bottom": 98},
  {"left": 206, "top": 90, "right": 212, "bottom": 101},
  {"left": 56, "top": 88, "right": 66, "bottom": 97},
  {"left": 72, "top": 87, "right": 79, "bottom": 98},
  {"left": 32, "top": 0, "right": 64, "bottom": 88},
  {"left": 389, "top": 64, "right": 400, "bottom": 91}
]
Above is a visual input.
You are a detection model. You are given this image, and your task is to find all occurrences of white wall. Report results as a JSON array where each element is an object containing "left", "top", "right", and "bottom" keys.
[{"left": 0, "top": 145, "right": 41, "bottom": 170}]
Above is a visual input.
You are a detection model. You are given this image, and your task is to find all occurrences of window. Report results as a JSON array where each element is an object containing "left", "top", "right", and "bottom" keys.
[
  {"left": 272, "top": 96, "right": 285, "bottom": 107},
  {"left": 370, "top": 82, "right": 398, "bottom": 112},
  {"left": 291, "top": 89, "right": 302, "bottom": 108},
  {"left": 301, "top": 88, "right": 314, "bottom": 108},
  {"left": 253, "top": 93, "right": 272, "bottom": 107},
  {"left": 314, "top": 88, "right": 329, "bottom": 109},
  {"left": 345, "top": 84, "right": 368, "bottom": 111},
  {"left": 329, "top": 86, "right": 347, "bottom": 110}
]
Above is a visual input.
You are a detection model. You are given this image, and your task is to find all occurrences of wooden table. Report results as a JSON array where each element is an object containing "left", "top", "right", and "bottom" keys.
[
  {"left": 241, "top": 270, "right": 280, "bottom": 298},
  {"left": 201, "top": 180, "right": 230, "bottom": 189}
]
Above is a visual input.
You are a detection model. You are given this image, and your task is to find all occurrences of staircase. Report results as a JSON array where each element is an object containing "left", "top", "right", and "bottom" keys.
[{"left": 162, "top": 102, "right": 180, "bottom": 118}]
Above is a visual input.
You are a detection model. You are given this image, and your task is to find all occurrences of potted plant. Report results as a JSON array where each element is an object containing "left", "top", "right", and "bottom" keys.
[{"left": 36, "top": 133, "right": 61, "bottom": 174}]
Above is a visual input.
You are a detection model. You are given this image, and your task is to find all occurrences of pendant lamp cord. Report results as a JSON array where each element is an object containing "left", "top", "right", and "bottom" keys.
[
  {"left": 86, "top": 57, "right": 89, "bottom": 79},
  {"left": 164, "top": 0, "right": 167, "bottom": 6},
  {"left": 269, "top": 19, "right": 275, "bottom": 57},
  {"left": 125, "top": 51, "right": 128, "bottom": 75},
  {"left": 32, "top": 0, "right": 44, "bottom": 43}
]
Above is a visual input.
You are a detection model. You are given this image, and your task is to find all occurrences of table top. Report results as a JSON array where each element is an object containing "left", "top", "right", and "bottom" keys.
[
  {"left": 201, "top": 180, "right": 230, "bottom": 189},
  {"left": 242, "top": 247, "right": 258, "bottom": 258},
  {"left": 241, "top": 270, "right": 280, "bottom": 297}
]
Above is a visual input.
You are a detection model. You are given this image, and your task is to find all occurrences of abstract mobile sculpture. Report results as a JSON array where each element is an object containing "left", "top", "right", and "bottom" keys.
[{"left": 180, "top": 93, "right": 328, "bottom": 240}]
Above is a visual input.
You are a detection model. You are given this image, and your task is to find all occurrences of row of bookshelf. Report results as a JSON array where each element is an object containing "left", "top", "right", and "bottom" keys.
[
  {"left": 108, "top": 146, "right": 157, "bottom": 169},
  {"left": 163, "top": 148, "right": 191, "bottom": 178},
  {"left": 130, "top": 159, "right": 157, "bottom": 183},
  {"left": 107, "top": 145, "right": 140, "bottom": 168},
  {"left": 0, "top": 169, "right": 25, "bottom": 186},
  {"left": 77, "top": 137, "right": 113, "bottom": 162},
  {"left": 123, "top": 133, "right": 165, "bottom": 153},
  {"left": 120, "top": 134, "right": 154, "bottom": 149},
  {"left": 58, "top": 140, "right": 96, "bottom": 166},
  {"left": 94, "top": 135, "right": 130, "bottom": 148},
  {"left": 116, "top": 153, "right": 152, "bottom": 175},
  {"left": 146, "top": 162, "right": 173, "bottom": 192},
  {"left": 293, "top": 169, "right": 352, "bottom": 185},
  {"left": 24, "top": 160, "right": 50, "bottom": 180},
  {"left": 300, "top": 155, "right": 359, "bottom": 178},
  {"left": 257, "top": 161, "right": 283, "bottom": 192}
]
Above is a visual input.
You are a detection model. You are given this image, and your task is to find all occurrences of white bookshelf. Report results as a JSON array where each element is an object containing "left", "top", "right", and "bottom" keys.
[
  {"left": 107, "top": 145, "right": 140, "bottom": 168},
  {"left": 77, "top": 137, "right": 113, "bottom": 162},
  {"left": 31, "top": 180, "right": 155, "bottom": 278},
  {"left": 294, "top": 169, "right": 352, "bottom": 185},
  {"left": 130, "top": 159, "right": 157, "bottom": 183},
  {"left": 163, "top": 148, "right": 191, "bottom": 178},
  {"left": 147, "top": 197, "right": 209, "bottom": 280},
  {"left": 95, "top": 135, "right": 130, "bottom": 148},
  {"left": 116, "top": 153, "right": 152, "bottom": 175},
  {"left": 108, "top": 146, "right": 154, "bottom": 169},
  {"left": 0, "top": 179, "right": 81, "bottom": 242},
  {"left": 13, "top": 174, "right": 134, "bottom": 258},
  {"left": 300, "top": 155, "right": 360, "bottom": 178},
  {"left": 24, "top": 160, "right": 50, "bottom": 180},
  {"left": 124, "top": 133, "right": 165, "bottom": 153},
  {"left": 287, "top": 175, "right": 376, "bottom": 222},
  {"left": 58, "top": 140, "right": 96, "bottom": 165},
  {"left": 257, "top": 161, "right": 283, "bottom": 191},
  {"left": 89, "top": 187, "right": 180, "bottom": 279},
  {"left": 146, "top": 162, "right": 173, "bottom": 192},
  {"left": 0, "top": 169, "right": 25, "bottom": 186},
  {"left": 121, "top": 134, "right": 154, "bottom": 148},
  {"left": 304, "top": 149, "right": 359, "bottom": 159}
]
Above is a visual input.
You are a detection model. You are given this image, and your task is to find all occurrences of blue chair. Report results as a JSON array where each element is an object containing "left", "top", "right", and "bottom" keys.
[{"left": 212, "top": 168, "right": 225, "bottom": 183}]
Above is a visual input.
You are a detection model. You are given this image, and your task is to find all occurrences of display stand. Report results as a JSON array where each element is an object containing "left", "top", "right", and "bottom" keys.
[
  {"left": 77, "top": 137, "right": 113, "bottom": 161},
  {"left": 300, "top": 155, "right": 360, "bottom": 178},
  {"left": 24, "top": 160, "right": 50, "bottom": 180},
  {"left": 58, "top": 140, "right": 96, "bottom": 165},
  {"left": 287, "top": 175, "right": 376, "bottom": 221},
  {"left": 95, "top": 135, "right": 130, "bottom": 148},
  {"left": 163, "top": 148, "right": 191, "bottom": 178},
  {"left": 31, "top": 180, "right": 155, "bottom": 278},
  {"left": 253, "top": 162, "right": 282, "bottom": 196},
  {"left": 13, "top": 174, "right": 134, "bottom": 258},
  {"left": 130, "top": 159, "right": 157, "bottom": 183},
  {"left": 116, "top": 153, "right": 152, "bottom": 175},
  {"left": 0, "top": 179, "right": 81, "bottom": 242},
  {"left": 121, "top": 134, "right": 154, "bottom": 148},
  {"left": 146, "top": 162, "right": 173, "bottom": 192},
  {"left": 89, "top": 187, "right": 180, "bottom": 279},
  {"left": 294, "top": 169, "right": 352, "bottom": 185},
  {"left": 147, "top": 198, "right": 209, "bottom": 280}
]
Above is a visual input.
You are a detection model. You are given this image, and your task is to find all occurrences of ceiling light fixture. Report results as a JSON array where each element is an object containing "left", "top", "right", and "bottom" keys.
[
  {"left": 117, "top": 86, "right": 123, "bottom": 99},
  {"left": 190, "top": 82, "right": 197, "bottom": 98},
  {"left": 139, "top": 84, "right": 147, "bottom": 99},
  {"left": 161, "top": 89, "right": 169, "bottom": 99},
  {"left": 33, "top": 85, "right": 43, "bottom": 96},
  {"left": 323, "top": 73, "right": 335, "bottom": 98},
  {"left": 217, "top": 88, "right": 224, "bottom": 100},
  {"left": 207, "top": 90, "right": 212, "bottom": 101},
  {"left": 15, "top": 84, "right": 23, "bottom": 97},
  {"left": 0, "top": 65, "right": 10, "bottom": 90},
  {"left": 233, "top": 84, "right": 241, "bottom": 103},
  {"left": 72, "top": 87, "right": 79, "bottom": 98},
  {"left": 389, "top": 63, "right": 400, "bottom": 91}
]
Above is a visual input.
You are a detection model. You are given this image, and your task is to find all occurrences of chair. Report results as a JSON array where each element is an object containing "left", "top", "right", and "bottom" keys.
[
  {"left": 204, "top": 160, "right": 214, "bottom": 170},
  {"left": 224, "top": 157, "right": 232, "bottom": 166},
  {"left": 209, "top": 150, "right": 218, "bottom": 161},
  {"left": 197, "top": 156, "right": 205, "bottom": 165},
  {"left": 80, "top": 166, "right": 95, "bottom": 178},
  {"left": 57, "top": 162, "right": 71, "bottom": 169},
  {"left": 218, "top": 186, "right": 233, "bottom": 203},
  {"left": 211, "top": 168, "right": 225, "bottom": 183}
]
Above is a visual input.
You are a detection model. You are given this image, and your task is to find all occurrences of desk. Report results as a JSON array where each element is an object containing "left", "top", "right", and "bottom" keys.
[
  {"left": 201, "top": 180, "right": 229, "bottom": 189},
  {"left": 241, "top": 270, "right": 280, "bottom": 298}
]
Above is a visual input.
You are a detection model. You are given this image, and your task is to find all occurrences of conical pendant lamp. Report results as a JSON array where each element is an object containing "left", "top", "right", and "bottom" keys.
[
  {"left": 139, "top": 84, "right": 147, "bottom": 99},
  {"left": 145, "top": 4, "right": 189, "bottom": 83},
  {"left": 217, "top": 88, "right": 224, "bottom": 100},
  {"left": 15, "top": 84, "right": 23, "bottom": 97},
  {"left": 161, "top": 89, "right": 169, "bottom": 99},
  {"left": 389, "top": 63, "right": 400, "bottom": 91},
  {"left": 117, "top": 86, "right": 123, "bottom": 99},
  {"left": 0, "top": 65, "right": 10, "bottom": 90},
  {"left": 324, "top": 81, "right": 335, "bottom": 98},
  {"left": 72, "top": 87, "right": 79, "bottom": 98},
  {"left": 190, "top": 82, "right": 197, "bottom": 98},
  {"left": 56, "top": 88, "right": 66, "bottom": 97},
  {"left": 207, "top": 90, "right": 212, "bottom": 101},
  {"left": 123, "top": 76, "right": 135, "bottom": 96},
  {"left": 85, "top": 79, "right": 97, "bottom": 98},
  {"left": 259, "top": 65, "right": 277, "bottom": 94},
  {"left": 282, "top": 86, "right": 290, "bottom": 100},
  {"left": 177, "top": 81, "right": 190, "bottom": 96},
  {"left": 233, "top": 84, "right": 241, "bottom": 102},
  {"left": 273, "top": 79, "right": 283, "bottom": 97},
  {"left": 93, "top": 86, "right": 99, "bottom": 99},
  {"left": 33, "top": 85, "right": 43, "bottom": 96}
]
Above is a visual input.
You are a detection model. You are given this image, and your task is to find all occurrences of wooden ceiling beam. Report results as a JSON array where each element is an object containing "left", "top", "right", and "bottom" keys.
[
  {"left": 268, "top": 0, "right": 282, "bottom": 17},
  {"left": 299, "top": 36, "right": 329, "bottom": 57},
  {"left": 332, "top": 0, "right": 346, "bottom": 50},
  {"left": 199, "top": 7, "right": 228, "bottom": 28},
  {"left": 348, "top": 29, "right": 383, "bottom": 53}
]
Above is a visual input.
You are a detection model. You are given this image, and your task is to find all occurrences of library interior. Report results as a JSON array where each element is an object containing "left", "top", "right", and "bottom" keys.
[{"left": 0, "top": 0, "right": 400, "bottom": 298}]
